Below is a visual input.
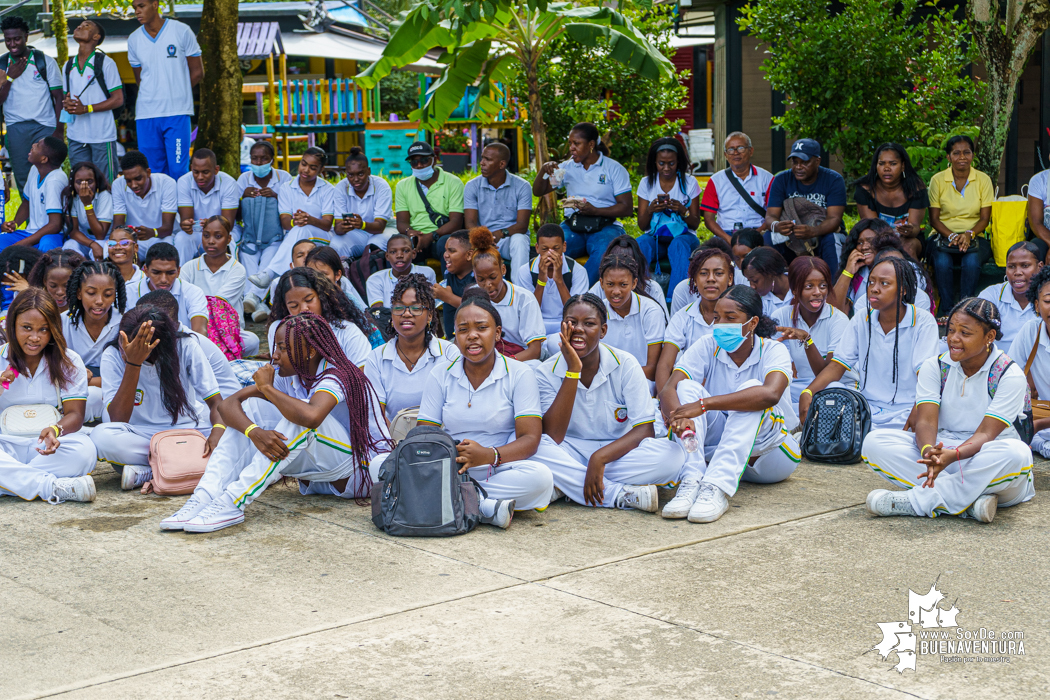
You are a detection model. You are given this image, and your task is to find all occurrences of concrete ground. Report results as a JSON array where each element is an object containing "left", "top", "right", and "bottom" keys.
[{"left": 1, "top": 457, "right": 1047, "bottom": 700}]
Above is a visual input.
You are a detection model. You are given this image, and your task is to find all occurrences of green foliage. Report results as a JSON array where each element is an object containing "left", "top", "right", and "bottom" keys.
[
  {"left": 906, "top": 125, "right": 981, "bottom": 185},
  {"left": 739, "top": 0, "right": 983, "bottom": 180},
  {"left": 377, "top": 69, "right": 421, "bottom": 120}
]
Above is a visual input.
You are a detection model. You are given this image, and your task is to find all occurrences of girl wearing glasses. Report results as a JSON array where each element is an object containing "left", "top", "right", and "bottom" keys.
[
  {"left": 105, "top": 227, "right": 144, "bottom": 286},
  {"left": 63, "top": 162, "right": 113, "bottom": 260}
]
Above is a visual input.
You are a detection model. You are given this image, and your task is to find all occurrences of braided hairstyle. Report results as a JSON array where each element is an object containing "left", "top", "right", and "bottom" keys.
[
  {"left": 391, "top": 272, "right": 437, "bottom": 355},
  {"left": 687, "top": 247, "right": 734, "bottom": 296},
  {"left": 861, "top": 256, "right": 917, "bottom": 401},
  {"left": 948, "top": 297, "right": 1003, "bottom": 341},
  {"left": 871, "top": 231, "right": 932, "bottom": 292},
  {"left": 599, "top": 251, "right": 659, "bottom": 307},
  {"left": 66, "top": 260, "right": 127, "bottom": 329},
  {"left": 282, "top": 312, "right": 390, "bottom": 473},
  {"left": 563, "top": 292, "right": 608, "bottom": 325},
  {"left": 270, "top": 267, "right": 376, "bottom": 338},
  {"left": 718, "top": 285, "right": 778, "bottom": 338}
]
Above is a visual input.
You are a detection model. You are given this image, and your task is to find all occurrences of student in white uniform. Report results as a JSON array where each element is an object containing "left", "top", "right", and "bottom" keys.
[
  {"left": 800, "top": 256, "right": 939, "bottom": 429},
  {"left": 0, "top": 138, "right": 67, "bottom": 251},
  {"left": 772, "top": 256, "right": 851, "bottom": 404},
  {"left": 656, "top": 247, "right": 733, "bottom": 392},
  {"left": 161, "top": 313, "right": 392, "bottom": 532},
  {"left": 110, "top": 151, "right": 179, "bottom": 261},
  {"left": 669, "top": 238, "right": 748, "bottom": 316},
  {"left": 91, "top": 306, "right": 223, "bottom": 490},
  {"left": 1010, "top": 266, "right": 1050, "bottom": 458},
  {"left": 104, "top": 227, "right": 144, "bottom": 287},
  {"left": 26, "top": 249, "right": 86, "bottom": 315},
  {"left": 468, "top": 228, "right": 546, "bottom": 362},
  {"left": 124, "top": 242, "right": 209, "bottom": 335},
  {"left": 414, "top": 295, "right": 554, "bottom": 528},
  {"left": 239, "top": 140, "right": 292, "bottom": 314},
  {"left": 863, "top": 298, "right": 1034, "bottom": 523},
  {"left": 532, "top": 293, "right": 685, "bottom": 511},
  {"left": 513, "top": 223, "right": 590, "bottom": 338},
  {"left": 248, "top": 147, "right": 335, "bottom": 289},
  {"left": 63, "top": 162, "right": 113, "bottom": 259},
  {"left": 741, "top": 246, "right": 792, "bottom": 318},
  {"left": 179, "top": 216, "right": 259, "bottom": 357},
  {"left": 304, "top": 245, "right": 369, "bottom": 313},
  {"left": 176, "top": 148, "right": 240, "bottom": 262},
  {"left": 597, "top": 251, "right": 665, "bottom": 382},
  {"left": 658, "top": 285, "right": 801, "bottom": 523},
  {"left": 849, "top": 246, "right": 934, "bottom": 318},
  {"left": 62, "top": 261, "right": 126, "bottom": 420},
  {"left": 366, "top": 233, "right": 437, "bottom": 307},
  {"left": 978, "top": 241, "right": 1042, "bottom": 347},
  {"left": 832, "top": 218, "right": 888, "bottom": 314},
  {"left": 588, "top": 235, "right": 670, "bottom": 324},
  {"left": 0, "top": 289, "right": 98, "bottom": 504},
  {"left": 332, "top": 146, "right": 395, "bottom": 257},
  {"left": 364, "top": 273, "right": 460, "bottom": 422}
]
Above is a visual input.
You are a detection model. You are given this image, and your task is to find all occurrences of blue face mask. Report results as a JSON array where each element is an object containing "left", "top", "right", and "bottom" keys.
[
  {"left": 713, "top": 323, "right": 750, "bottom": 353},
  {"left": 250, "top": 162, "right": 273, "bottom": 178},
  {"left": 412, "top": 165, "right": 435, "bottom": 181}
]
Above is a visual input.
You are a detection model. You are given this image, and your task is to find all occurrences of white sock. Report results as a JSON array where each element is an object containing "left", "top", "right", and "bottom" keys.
[{"left": 479, "top": 498, "right": 497, "bottom": 518}]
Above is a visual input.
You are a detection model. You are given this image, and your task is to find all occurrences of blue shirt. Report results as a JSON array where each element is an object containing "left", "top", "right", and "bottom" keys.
[
  {"left": 766, "top": 166, "right": 847, "bottom": 216},
  {"left": 463, "top": 172, "right": 533, "bottom": 231}
]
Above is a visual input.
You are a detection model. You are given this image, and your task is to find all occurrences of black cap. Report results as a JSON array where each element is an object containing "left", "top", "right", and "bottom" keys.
[{"left": 406, "top": 141, "right": 434, "bottom": 161}]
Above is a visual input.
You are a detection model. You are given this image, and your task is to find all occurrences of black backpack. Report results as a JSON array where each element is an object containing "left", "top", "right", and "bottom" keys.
[
  {"left": 800, "top": 387, "right": 872, "bottom": 464},
  {"left": 367, "top": 306, "right": 395, "bottom": 341},
  {"left": 531, "top": 256, "right": 575, "bottom": 290},
  {"left": 347, "top": 245, "right": 389, "bottom": 301},
  {"left": 371, "top": 424, "right": 484, "bottom": 537},
  {"left": 63, "top": 50, "right": 110, "bottom": 99},
  {"left": 0, "top": 48, "right": 53, "bottom": 147}
]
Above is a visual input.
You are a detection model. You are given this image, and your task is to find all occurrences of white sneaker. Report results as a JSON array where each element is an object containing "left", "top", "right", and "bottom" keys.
[
  {"left": 183, "top": 494, "right": 245, "bottom": 533},
  {"left": 120, "top": 464, "right": 152, "bottom": 491},
  {"left": 661, "top": 478, "right": 701, "bottom": 519},
  {"left": 549, "top": 486, "right": 565, "bottom": 505},
  {"left": 252, "top": 306, "right": 271, "bottom": 323},
  {"left": 687, "top": 483, "right": 729, "bottom": 523},
  {"left": 481, "top": 499, "right": 515, "bottom": 529},
  {"left": 49, "top": 475, "right": 96, "bottom": 504},
  {"left": 616, "top": 484, "right": 658, "bottom": 513},
  {"left": 866, "top": 489, "right": 919, "bottom": 517},
  {"left": 160, "top": 492, "right": 213, "bottom": 531},
  {"left": 243, "top": 293, "right": 260, "bottom": 314},
  {"left": 964, "top": 494, "right": 998, "bottom": 523},
  {"left": 248, "top": 271, "right": 273, "bottom": 288}
]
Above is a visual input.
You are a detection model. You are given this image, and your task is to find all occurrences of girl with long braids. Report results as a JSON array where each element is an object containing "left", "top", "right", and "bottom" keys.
[
  {"left": 0, "top": 289, "right": 98, "bottom": 504},
  {"left": 91, "top": 306, "right": 224, "bottom": 491},
  {"left": 850, "top": 231, "right": 935, "bottom": 316},
  {"left": 62, "top": 261, "right": 127, "bottom": 420},
  {"left": 414, "top": 294, "right": 554, "bottom": 529},
  {"left": 658, "top": 285, "right": 800, "bottom": 523},
  {"left": 364, "top": 272, "right": 459, "bottom": 423},
  {"left": 532, "top": 293, "right": 685, "bottom": 513},
  {"left": 799, "top": 256, "right": 938, "bottom": 430},
  {"left": 863, "top": 298, "right": 1033, "bottom": 523},
  {"left": 163, "top": 313, "right": 392, "bottom": 533},
  {"left": 597, "top": 252, "right": 666, "bottom": 384},
  {"left": 25, "top": 249, "right": 87, "bottom": 313}
]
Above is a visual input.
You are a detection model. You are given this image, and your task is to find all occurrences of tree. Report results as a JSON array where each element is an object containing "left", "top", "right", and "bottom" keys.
[
  {"left": 739, "top": 0, "right": 982, "bottom": 179},
  {"left": 195, "top": 0, "right": 242, "bottom": 176},
  {"left": 356, "top": 0, "right": 674, "bottom": 174},
  {"left": 51, "top": 0, "right": 69, "bottom": 66},
  {"left": 968, "top": 0, "right": 1050, "bottom": 186}
]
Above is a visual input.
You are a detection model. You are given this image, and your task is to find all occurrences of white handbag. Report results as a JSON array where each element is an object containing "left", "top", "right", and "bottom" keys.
[
  {"left": 388, "top": 407, "right": 419, "bottom": 444},
  {"left": 0, "top": 381, "right": 63, "bottom": 438}
]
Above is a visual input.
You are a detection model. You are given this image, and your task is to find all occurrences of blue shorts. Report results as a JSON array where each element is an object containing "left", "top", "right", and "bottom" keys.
[{"left": 136, "top": 115, "right": 191, "bottom": 179}]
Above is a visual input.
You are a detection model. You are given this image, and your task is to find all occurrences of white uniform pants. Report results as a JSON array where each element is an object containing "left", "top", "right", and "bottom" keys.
[
  {"left": 1030, "top": 427, "right": 1050, "bottom": 458},
  {"left": 86, "top": 385, "right": 105, "bottom": 422},
  {"left": 676, "top": 379, "right": 801, "bottom": 496},
  {"left": 497, "top": 233, "right": 530, "bottom": 280},
  {"left": 241, "top": 329, "right": 261, "bottom": 358},
  {"left": 534, "top": 434, "right": 683, "bottom": 507},
  {"left": 869, "top": 401, "right": 913, "bottom": 430},
  {"left": 63, "top": 237, "right": 105, "bottom": 260},
  {"left": 0, "top": 432, "right": 97, "bottom": 501},
  {"left": 137, "top": 230, "right": 200, "bottom": 265},
  {"left": 265, "top": 226, "right": 329, "bottom": 277},
  {"left": 240, "top": 238, "right": 283, "bottom": 298},
  {"left": 862, "top": 429, "right": 1035, "bottom": 517},
  {"left": 92, "top": 422, "right": 213, "bottom": 469}
]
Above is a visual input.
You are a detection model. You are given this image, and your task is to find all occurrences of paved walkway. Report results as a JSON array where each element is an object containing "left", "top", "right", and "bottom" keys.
[{"left": 2, "top": 458, "right": 1046, "bottom": 699}]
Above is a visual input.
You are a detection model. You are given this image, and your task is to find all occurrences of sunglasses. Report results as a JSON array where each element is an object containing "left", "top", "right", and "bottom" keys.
[{"left": 108, "top": 239, "right": 134, "bottom": 248}]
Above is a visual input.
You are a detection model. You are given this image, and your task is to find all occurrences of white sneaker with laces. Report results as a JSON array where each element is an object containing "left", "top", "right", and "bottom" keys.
[
  {"left": 183, "top": 494, "right": 245, "bottom": 533},
  {"left": 252, "top": 305, "right": 271, "bottom": 323},
  {"left": 160, "top": 492, "right": 213, "bottom": 531},
  {"left": 120, "top": 464, "right": 152, "bottom": 491},
  {"left": 49, "top": 475, "right": 96, "bottom": 504},
  {"left": 243, "top": 293, "right": 259, "bottom": 314},
  {"left": 687, "top": 483, "right": 729, "bottom": 523},
  {"left": 616, "top": 484, "right": 658, "bottom": 513},
  {"left": 964, "top": 494, "right": 998, "bottom": 523},
  {"left": 661, "top": 478, "right": 701, "bottom": 519},
  {"left": 866, "top": 489, "right": 919, "bottom": 517},
  {"left": 248, "top": 271, "right": 273, "bottom": 289},
  {"left": 481, "top": 499, "right": 515, "bottom": 529}
]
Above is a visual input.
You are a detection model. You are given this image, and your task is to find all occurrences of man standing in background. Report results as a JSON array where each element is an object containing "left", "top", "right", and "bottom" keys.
[{"left": 63, "top": 19, "right": 124, "bottom": 182}]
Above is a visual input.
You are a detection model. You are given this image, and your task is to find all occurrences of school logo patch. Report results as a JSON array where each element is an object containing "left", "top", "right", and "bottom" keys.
[
  {"left": 614, "top": 406, "right": 628, "bottom": 423},
  {"left": 167, "top": 44, "right": 177, "bottom": 57},
  {"left": 134, "top": 389, "right": 144, "bottom": 406},
  {"left": 598, "top": 174, "right": 607, "bottom": 185}
]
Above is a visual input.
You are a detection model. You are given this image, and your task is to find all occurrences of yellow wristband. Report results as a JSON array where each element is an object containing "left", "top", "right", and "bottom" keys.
[
  {"left": 87, "top": 104, "right": 94, "bottom": 113},
  {"left": 244, "top": 423, "right": 259, "bottom": 437},
  {"left": 841, "top": 270, "right": 854, "bottom": 279},
  {"left": 564, "top": 371, "right": 581, "bottom": 380},
  {"left": 50, "top": 425, "right": 60, "bottom": 437},
  {"left": 213, "top": 424, "right": 226, "bottom": 431},
  {"left": 84, "top": 204, "right": 93, "bottom": 211},
  {"left": 536, "top": 279, "right": 547, "bottom": 287},
  {"left": 921, "top": 444, "right": 933, "bottom": 457},
  {"left": 800, "top": 389, "right": 813, "bottom": 398}
]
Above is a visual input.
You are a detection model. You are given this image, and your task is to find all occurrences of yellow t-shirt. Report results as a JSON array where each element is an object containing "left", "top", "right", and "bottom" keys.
[{"left": 927, "top": 167, "right": 994, "bottom": 234}]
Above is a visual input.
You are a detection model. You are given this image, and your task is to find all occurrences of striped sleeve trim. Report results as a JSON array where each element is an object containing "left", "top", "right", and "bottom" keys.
[
  {"left": 632, "top": 418, "right": 655, "bottom": 428},
  {"left": 417, "top": 419, "right": 442, "bottom": 427},
  {"left": 673, "top": 367, "right": 692, "bottom": 381},
  {"left": 314, "top": 388, "right": 341, "bottom": 402},
  {"left": 831, "top": 357, "right": 853, "bottom": 371},
  {"left": 765, "top": 368, "right": 791, "bottom": 381},
  {"left": 662, "top": 340, "right": 682, "bottom": 350},
  {"left": 646, "top": 340, "right": 663, "bottom": 346},
  {"left": 61, "top": 395, "right": 87, "bottom": 402},
  {"left": 526, "top": 335, "right": 547, "bottom": 344},
  {"left": 915, "top": 400, "right": 941, "bottom": 407},
  {"left": 514, "top": 413, "right": 543, "bottom": 420},
  {"left": 985, "top": 412, "right": 1013, "bottom": 427},
  {"left": 203, "top": 391, "right": 221, "bottom": 401}
]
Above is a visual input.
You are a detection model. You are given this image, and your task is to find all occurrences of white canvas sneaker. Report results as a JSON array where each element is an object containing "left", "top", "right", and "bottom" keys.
[
  {"left": 866, "top": 489, "right": 919, "bottom": 517},
  {"left": 160, "top": 492, "right": 213, "bottom": 531},
  {"left": 248, "top": 271, "right": 273, "bottom": 288},
  {"left": 616, "top": 484, "right": 658, "bottom": 513},
  {"left": 243, "top": 293, "right": 260, "bottom": 314},
  {"left": 49, "top": 475, "right": 96, "bottom": 504},
  {"left": 183, "top": 494, "right": 245, "bottom": 533},
  {"left": 964, "top": 494, "right": 998, "bottom": 523},
  {"left": 481, "top": 499, "right": 515, "bottom": 529},
  {"left": 661, "top": 478, "right": 701, "bottom": 519},
  {"left": 120, "top": 464, "right": 152, "bottom": 491},
  {"left": 687, "top": 483, "right": 729, "bottom": 523}
]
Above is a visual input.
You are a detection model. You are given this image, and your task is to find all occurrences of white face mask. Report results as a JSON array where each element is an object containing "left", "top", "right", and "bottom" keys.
[{"left": 412, "top": 165, "right": 435, "bottom": 180}]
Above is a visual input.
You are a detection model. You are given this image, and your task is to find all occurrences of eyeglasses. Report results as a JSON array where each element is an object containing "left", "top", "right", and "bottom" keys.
[
  {"left": 107, "top": 239, "right": 133, "bottom": 248},
  {"left": 392, "top": 304, "right": 425, "bottom": 316},
  {"left": 724, "top": 146, "right": 750, "bottom": 155}
]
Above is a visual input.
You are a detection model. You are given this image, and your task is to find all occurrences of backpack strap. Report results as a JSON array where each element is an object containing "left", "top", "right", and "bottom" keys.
[
  {"left": 1024, "top": 323, "right": 1042, "bottom": 400},
  {"left": 529, "top": 256, "right": 574, "bottom": 289},
  {"left": 29, "top": 49, "right": 54, "bottom": 91},
  {"left": 63, "top": 50, "right": 108, "bottom": 99},
  {"left": 986, "top": 352, "right": 1032, "bottom": 413},
  {"left": 723, "top": 166, "right": 766, "bottom": 218},
  {"left": 938, "top": 356, "right": 949, "bottom": 396}
]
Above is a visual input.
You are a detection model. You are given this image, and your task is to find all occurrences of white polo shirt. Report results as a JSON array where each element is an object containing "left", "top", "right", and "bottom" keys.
[
  {"left": 560, "top": 154, "right": 632, "bottom": 220},
  {"left": 601, "top": 292, "right": 665, "bottom": 368},
  {"left": 62, "top": 51, "right": 122, "bottom": 143},
  {"left": 3, "top": 49, "right": 61, "bottom": 126},
  {"left": 915, "top": 348, "right": 1025, "bottom": 442},
  {"left": 267, "top": 319, "right": 371, "bottom": 368},
  {"left": 364, "top": 336, "right": 460, "bottom": 419},
  {"left": 111, "top": 173, "right": 178, "bottom": 229},
  {"left": 418, "top": 353, "right": 542, "bottom": 447},
  {"left": 100, "top": 335, "right": 219, "bottom": 431},
  {"left": 698, "top": 165, "right": 774, "bottom": 231},
  {"left": 180, "top": 255, "right": 247, "bottom": 323},
  {"left": 512, "top": 257, "right": 590, "bottom": 335},
  {"left": 978, "top": 281, "right": 1037, "bottom": 349},
  {"left": 537, "top": 343, "right": 654, "bottom": 442},
  {"left": 62, "top": 309, "right": 122, "bottom": 369},
  {"left": 125, "top": 277, "right": 208, "bottom": 327},
  {"left": 339, "top": 276, "right": 367, "bottom": 311},
  {"left": 179, "top": 323, "right": 241, "bottom": 400},
  {"left": 123, "top": 265, "right": 144, "bottom": 285},
  {"left": 491, "top": 282, "right": 547, "bottom": 348},
  {"left": 463, "top": 172, "right": 533, "bottom": 231},
  {"left": 0, "top": 344, "right": 88, "bottom": 409},
  {"left": 670, "top": 270, "right": 748, "bottom": 316},
  {"left": 366, "top": 266, "right": 436, "bottom": 307},
  {"left": 24, "top": 166, "right": 67, "bottom": 235},
  {"left": 1009, "top": 319, "right": 1050, "bottom": 399},
  {"left": 334, "top": 175, "right": 393, "bottom": 223},
  {"left": 176, "top": 170, "right": 240, "bottom": 219},
  {"left": 771, "top": 303, "right": 851, "bottom": 402},
  {"left": 236, "top": 167, "right": 292, "bottom": 195},
  {"left": 760, "top": 287, "right": 793, "bottom": 319},
  {"left": 126, "top": 19, "right": 201, "bottom": 119},
  {"left": 831, "top": 304, "right": 939, "bottom": 412},
  {"left": 278, "top": 177, "right": 336, "bottom": 243},
  {"left": 637, "top": 173, "right": 702, "bottom": 231},
  {"left": 71, "top": 190, "right": 113, "bottom": 237},
  {"left": 591, "top": 279, "right": 670, "bottom": 323},
  {"left": 664, "top": 301, "right": 715, "bottom": 354}
]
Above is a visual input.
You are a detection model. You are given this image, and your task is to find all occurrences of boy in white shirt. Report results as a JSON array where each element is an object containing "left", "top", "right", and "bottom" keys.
[
  {"left": 513, "top": 223, "right": 590, "bottom": 336},
  {"left": 62, "top": 20, "right": 124, "bottom": 182},
  {"left": 0, "top": 137, "right": 67, "bottom": 251},
  {"left": 110, "top": 151, "right": 179, "bottom": 260},
  {"left": 176, "top": 148, "right": 240, "bottom": 261},
  {"left": 332, "top": 147, "right": 395, "bottom": 257},
  {"left": 124, "top": 242, "right": 209, "bottom": 335}
]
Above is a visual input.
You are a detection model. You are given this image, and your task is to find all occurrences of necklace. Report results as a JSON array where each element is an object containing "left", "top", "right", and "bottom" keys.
[{"left": 395, "top": 339, "right": 426, "bottom": 371}]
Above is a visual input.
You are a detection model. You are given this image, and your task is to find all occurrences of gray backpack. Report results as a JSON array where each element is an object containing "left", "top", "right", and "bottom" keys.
[{"left": 370, "top": 424, "right": 484, "bottom": 536}]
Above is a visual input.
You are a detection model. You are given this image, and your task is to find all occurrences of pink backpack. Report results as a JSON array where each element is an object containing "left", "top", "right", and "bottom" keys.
[
  {"left": 207, "top": 295, "right": 243, "bottom": 360},
  {"left": 141, "top": 429, "right": 209, "bottom": 495}
]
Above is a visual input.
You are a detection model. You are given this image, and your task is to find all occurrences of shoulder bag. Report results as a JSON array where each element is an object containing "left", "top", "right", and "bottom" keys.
[
  {"left": 415, "top": 175, "right": 450, "bottom": 229},
  {"left": 724, "top": 167, "right": 767, "bottom": 218},
  {"left": 1023, "top": 326, "right": 1050, "bottom": 422},
  {"left": 0, "top": 362, "right": 63, "bottom": 438}
]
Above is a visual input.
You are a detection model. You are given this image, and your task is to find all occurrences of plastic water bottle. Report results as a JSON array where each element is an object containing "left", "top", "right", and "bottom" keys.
[
  {"left": 680, "top": 429, "right": 699, "bottom": 453},
  {"left": 192, "top": 219, "right": 203, "bottom": 236}
]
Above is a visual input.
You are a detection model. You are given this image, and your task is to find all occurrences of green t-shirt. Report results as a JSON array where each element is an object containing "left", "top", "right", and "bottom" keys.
[{"left": 394, "top": 168, "right": 465, "bottom": 234}]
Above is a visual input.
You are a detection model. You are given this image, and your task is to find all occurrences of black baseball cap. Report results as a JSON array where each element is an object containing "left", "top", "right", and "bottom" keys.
[
  {"left": 405, "top": 141, "right": 434, "bottom": 161},
  {"left": 788, "top": 138, "right": 821, "bottom": 161}
]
